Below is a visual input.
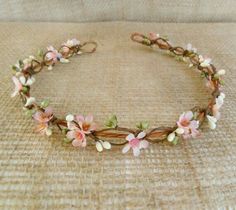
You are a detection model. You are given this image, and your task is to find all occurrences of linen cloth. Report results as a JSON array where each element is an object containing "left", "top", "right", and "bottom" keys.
[
  {"left": 0, "top": 22, "right": 235, "bottom": 209},
  {"left": 0, "top": 0, "right": 236, "bottom": 23}
]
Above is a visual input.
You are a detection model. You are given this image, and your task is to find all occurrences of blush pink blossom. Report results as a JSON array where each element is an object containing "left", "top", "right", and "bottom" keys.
[
  {"left": 76, "top": 115, "right": 96, "bottom": 134},
  {"left": 122, "top": 131, "right": 149, "bottom": 156},
  {"left": 149, "top": 32, "right": 160, "bottom": 41},
  {"left": 65, "top": 114, "right": 96, "bottom": 148},
  {"left": 66, "top": 129, "right": 86, "bottom": 147},
  {"left": 11, "top": 76, "right": 23, "bottom": 97},
  {"left": 46, "top": 46, "right": 62, "bottom": 63},
  {"left": 33, "top": 107, "right": 53, "bottom": 136},
  {"left": 177, "top": 111, "right": 200, "bottom": 139}
]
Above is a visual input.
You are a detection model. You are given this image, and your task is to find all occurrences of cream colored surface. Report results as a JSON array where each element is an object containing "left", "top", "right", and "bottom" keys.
[
  {"left": 0, "top": 22, "right": 236, "bottom": 209},
  {"left": 0, "top": 0, "right": 236, "bottom": 22}
]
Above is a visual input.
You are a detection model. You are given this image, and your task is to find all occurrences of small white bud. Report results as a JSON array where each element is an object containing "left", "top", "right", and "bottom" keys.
[
  {"left": 216, "top": 69, "right": 226, "bottom": 76},
  {"left": 48, "top": 65, "right": 53, "bottom": 70},
  {"left": 46, "top": 128, "right": 52, "bottom": 136},
  {"left": 66, "top": 114, "right": 74, "bottom": 122},
  {"left": 175, "top": 127, "right": 185, "bottom": 135},
  {"left": 167, "top": 132, "right": 176, "bottom": 142},
  {"left": 60, "top": 58, "right": 70, "bottom": 63},
  {"left": 96, "top": 141, "right": 103, "bottom": 152},
  {"left": 101, "top": 141, "right": 111, "bottom": 150}
]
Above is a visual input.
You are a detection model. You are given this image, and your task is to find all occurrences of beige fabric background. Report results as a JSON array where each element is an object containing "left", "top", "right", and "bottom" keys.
[
  {"left": 0, "top": 0, "right": 236, "bottom": 22},
  {"left": 0, "top": 22, "right": 235, "bottom": 209}
]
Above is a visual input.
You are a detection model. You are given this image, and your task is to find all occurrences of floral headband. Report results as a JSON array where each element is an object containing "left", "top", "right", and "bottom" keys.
[{"left": 11, "top": 33, "right": 225, "bottom": 157}]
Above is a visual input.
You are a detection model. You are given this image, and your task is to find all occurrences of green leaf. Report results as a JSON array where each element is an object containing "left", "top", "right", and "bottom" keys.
[
  {"left": 162, "top": 35, "right": 169, "bottom": 41},
  {"left": 219, "top": 79, "right": 225, "bottom": 85},
  {"left": 62, "top": 128, "right": 69, "bottom": 135},
  {"left": 24, "top": 109, "right": 36, "bottom": 118},
  {"left": 193, "top": 112, "right": 198, "bottom": 120},
  {"left": 18, "top": 60, "right": 24, "bottom": 68},
  {"left": 63, "top": 138, "right": 73, "bottom": 143},
  {"left": 12, "top": 65, "right": 19, "bottom": 72},
  {"left": 37, "top": 49, "right": 44, "bottom": 58},
  {"left": 105, "top": 115, "right": 118, "bottom": 128},
  {"left": 21, "top": 86, "right": 29, "bottom": 94},
  {"left": 40, "top": 99, "right": 50, "bottom": 108},
  {"left": 172, "top": 136, "right": 179, "bottom": 145},
  {"left": 136, "top": 121, "right": 149, "bottom": 130}
]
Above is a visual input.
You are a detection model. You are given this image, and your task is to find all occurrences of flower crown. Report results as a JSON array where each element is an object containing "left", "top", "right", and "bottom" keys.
[{"left": 11, "top": 33, "right": 225, "bottom": 156}]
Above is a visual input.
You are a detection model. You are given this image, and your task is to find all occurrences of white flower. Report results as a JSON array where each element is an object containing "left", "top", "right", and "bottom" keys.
[
  {"left": 207, "top": 115, "right": 217, "bottom": 130},
  {"left": 96, "top": 140, "right": 111, "bottom": 152},
  {"left": 199, "top": 55, "right": 211, "bottom": 67},
  {"left": 64, "top": 38, "right": 80, "bottom": 48},
  {"left": 25, "top": 97, "right": 36, "bottom": 107},
  {"left": 186, "top": 43, "right": 197, "bottom": 53},
  {"left": 19, "top": 76, "right": 35, "bottom": 86},
  {"left": 213, "top": 92, "right": 225, "bottom": 119}
]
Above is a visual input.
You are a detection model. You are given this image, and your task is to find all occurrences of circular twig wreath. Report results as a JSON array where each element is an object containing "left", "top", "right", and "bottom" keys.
[{"left": 11, "top": 33, "right": 225, "bottom": 156}]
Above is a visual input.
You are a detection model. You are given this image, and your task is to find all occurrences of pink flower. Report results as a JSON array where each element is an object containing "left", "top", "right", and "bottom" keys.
[
  {"left": 11, "top": 76, "right": 23, "bottom": 97},
  {"left": 33, "top": 107, "right": 53, "bottom": 136},
  {"left": 46, "top": 46, "right": 62, "bottom": 63},
  {"left": 76, "top": 115, "right": 96, "bottom": 134},
  {"left": 65, "top": 114, "right": 96, "bottom": 148},
  {"left": 177, "top": 111, "right": 200, "bottom": 139},
  {"left": 66, "top": 129, "right": 86, "bottom": 147},
  {"left": 122, "top": 131, "right": 149, "bottom": 156},
  {"left": 149, "top": 32, "right": 160, "bottom": 41}
]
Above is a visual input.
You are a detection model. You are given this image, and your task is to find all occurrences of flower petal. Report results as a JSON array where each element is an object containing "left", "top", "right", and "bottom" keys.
[
  {"left": 185, "top": 111, "right": 193, "bottom": 120},
  {"left": 66, "top": 130, "right": 75, "bottom": 140},
  {"left": 126, "top": 133, "right": 135, "bottom": 141},
  {"left": 137, "top": 131, "right": 146, "bottom": 139},
  {"left": 133, "top": 147, "right": 141, "bottom": 157},
  {"left": 19, "top": 76, "right": 26, "bottom": 85},
  {"left": 139, "top": 140, "right": 149, "bottom": 149},
  {"left": 33, "top": 111, "right": 43, "bottom": 122},
  {"left": 122, "top": 144, "right": 131, "bottom": 154},
  {"left": 85, "top": 114, "right": 93, "bottom": 123},
  {"left": 190, "top": 120, "right": 199, "bottom": 129},
  {"left": 72, "top": 139, "right": 82, "bottom": 147},
  {"left": 25, "top": 77, "right": 35, "bottom": 86},
  {"left": 76, "top": 115, "right": 84, "bottom": 122},
  {"left": 44, "top": 107, "right": 53, "bottom": 117},
  {"left": 25, "top": 97, "right": 36, "bottom": 107}
]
